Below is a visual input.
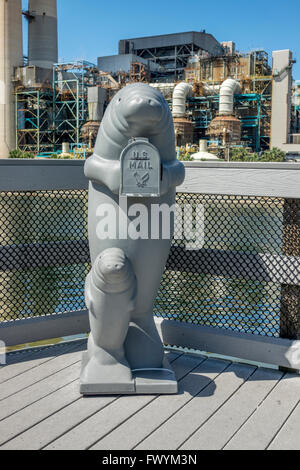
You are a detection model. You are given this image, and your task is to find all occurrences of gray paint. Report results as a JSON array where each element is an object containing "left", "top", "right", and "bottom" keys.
[{"left": 80, "top": 83, "right": 185, "bottom": 394}]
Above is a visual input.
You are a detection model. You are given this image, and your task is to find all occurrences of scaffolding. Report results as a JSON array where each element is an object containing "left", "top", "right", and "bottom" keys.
[
  {"left": 129, "top": 61, "right": 150, "bottom": 82},
  {"left": 52, "top": 61, "right": 99, "bottom": 150},
  {"left": 15, "top": 88, "right": 54, "bottom": 153},
  {"left": 188, "top": 92, "right": 271, "bottom": 152},
  {"left": 185, "top": 50, "right": 272, "bottom": 88},
  {"left": 235, "top": 93, "right": 271, "bottom": 151}
]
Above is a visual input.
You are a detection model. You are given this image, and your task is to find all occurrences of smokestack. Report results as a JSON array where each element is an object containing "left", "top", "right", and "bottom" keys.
[
  {"left": 0, "top": 0, "right": 23, "bottom": 158},
  {"left": 28, "top": 0, "right": 58, "bottom": 69},
  {"left": 271, "top": 50, "right": 293, "bottom": 149}
]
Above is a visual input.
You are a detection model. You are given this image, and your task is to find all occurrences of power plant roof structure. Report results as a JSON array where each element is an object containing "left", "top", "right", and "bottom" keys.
[
  {"left": 119, "top": 31, "right": 224, "bottom": 55},
  {"left": 118, "top": 31, "right": 224, "bottom": 78}
]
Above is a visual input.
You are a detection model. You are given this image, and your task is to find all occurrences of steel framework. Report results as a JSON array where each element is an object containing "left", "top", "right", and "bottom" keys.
[
  {"left": 52, "top": 61, "right": 98, "bottom": 150},
  {"left": 15, "top": 89, "right": 54, "bottom": 153},
  {"left": 136, "top": 44, "right": 203, "bottom": 80},
  {"left": 188, "top": 92, "right": 271, "bottom": 151}
]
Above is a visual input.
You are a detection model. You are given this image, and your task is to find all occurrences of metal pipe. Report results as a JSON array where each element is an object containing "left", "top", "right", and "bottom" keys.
[
  {"left": 172, "top": 82, "right": 193, "bottom": 117},
  {"left": 203, "top": 84, "right": 220, "bottom": 95},
  {"left": 219, "top": 78, "right": 241, "bottom": 116}
]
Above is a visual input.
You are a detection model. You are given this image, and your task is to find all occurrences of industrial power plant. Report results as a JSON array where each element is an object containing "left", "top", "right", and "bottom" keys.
[{"left": 1, "top": 0, "right": 300, "bottom": 159}]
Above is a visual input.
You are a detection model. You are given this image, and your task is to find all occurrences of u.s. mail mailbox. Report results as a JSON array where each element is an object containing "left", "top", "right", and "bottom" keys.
[{"left": 120, "top": 138, "right": 161, "bottom": 197}]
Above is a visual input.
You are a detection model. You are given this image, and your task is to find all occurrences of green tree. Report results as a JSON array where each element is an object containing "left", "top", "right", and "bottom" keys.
[
  {"left": 259, "top": 147, "right": 285, "bottom": 162},
  {"left": 9, "top": 149, "right": 34, "bottom": 159},
  {"left": 230, "top": 146, "right": 285, "bottom": 162}
]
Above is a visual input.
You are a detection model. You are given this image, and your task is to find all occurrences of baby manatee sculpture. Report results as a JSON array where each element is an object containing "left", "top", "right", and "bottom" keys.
[{"left": 80, "top": 83, "right": 185, "bottom": 395}]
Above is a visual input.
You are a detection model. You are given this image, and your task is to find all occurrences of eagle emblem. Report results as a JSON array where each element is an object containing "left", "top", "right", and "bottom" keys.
[{"left": 134, "top": 172, "right": 150, "bottom": 188}]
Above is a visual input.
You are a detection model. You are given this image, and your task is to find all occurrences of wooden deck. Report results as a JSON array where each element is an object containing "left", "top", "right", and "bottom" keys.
[{"left": 0, "top": 339, "right": 299, "bottom": 450}]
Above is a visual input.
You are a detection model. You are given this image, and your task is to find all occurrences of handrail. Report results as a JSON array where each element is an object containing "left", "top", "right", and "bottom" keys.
[
  {"left": 0, "top": 159, "right": 87, "bottom": 191},
  {"left": 1, "top": 159, "right": 300, "bottom": 197},
  {"left": 0, "top": 159, "right": 299, "bottom": 370}
]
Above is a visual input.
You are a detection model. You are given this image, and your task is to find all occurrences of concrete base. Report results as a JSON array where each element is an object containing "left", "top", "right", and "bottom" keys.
[{"left": 79, "top": 353, "right": 178, "bottom": 396}]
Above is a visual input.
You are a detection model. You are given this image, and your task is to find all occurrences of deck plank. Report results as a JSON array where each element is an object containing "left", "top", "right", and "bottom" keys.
[
  {"left": 268, "top": 401, "right": 300, "bottom": 450},
  {"left": 0, "top": 381, "right": 82, "bottom": 447},
  {"left": 0, "top": 351, "right": 180, "bottom": 450},
  {"left": 180, "top": 367, "right": 283, "bottom": 450},
  {"left": 0, "top": 341, "right": 81, "bottom": 384},
  {"left": 135, "top": 362, "right": 256, "bottom": 450},
  {"left": 43, "top": 353, "right": 204, "bottom": 450},
  {"left": 0, "top": 341, "right": 84, "bottom": 400},
  {"left": 0, "top": 349, "right": 85, "bottom": 422},
  {"left": 0, "top": 341, "right": 299, "bottom": 450},
  {"left": 224, "top": 373, "right": 300, "bottom": 450},
  {"left": 92, "top": 357, "right": 229, "bottom": 450}
]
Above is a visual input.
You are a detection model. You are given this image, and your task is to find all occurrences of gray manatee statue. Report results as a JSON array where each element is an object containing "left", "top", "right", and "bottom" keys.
[{"left": 80, "top": 83, "right": 185, "bottom": 395}]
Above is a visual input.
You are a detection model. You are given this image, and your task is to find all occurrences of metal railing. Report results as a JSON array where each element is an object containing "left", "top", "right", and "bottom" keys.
[{"left": 0, "top": 160, "right": 300, "bottom": 369}]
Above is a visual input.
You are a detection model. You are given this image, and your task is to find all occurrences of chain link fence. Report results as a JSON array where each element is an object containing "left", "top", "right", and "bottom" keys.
[
  {"left": 0, "top": 190, "right": 299, "bottom": 339},
  {"left": 0, "top": 190, "right": 89, "bottom": 322}
]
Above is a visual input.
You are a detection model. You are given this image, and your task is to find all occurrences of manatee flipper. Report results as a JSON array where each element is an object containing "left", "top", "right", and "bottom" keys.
[{"left": 80, "top": 248, "right": 137, "bottom": 394}]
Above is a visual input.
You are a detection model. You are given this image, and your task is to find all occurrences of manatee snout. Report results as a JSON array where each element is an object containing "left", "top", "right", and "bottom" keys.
[
  {"left": 122, "top": 95, "right": 163, "bottom": 125},
  {"left": 92, "top": 248, "right": 136, "bottom": 293}
]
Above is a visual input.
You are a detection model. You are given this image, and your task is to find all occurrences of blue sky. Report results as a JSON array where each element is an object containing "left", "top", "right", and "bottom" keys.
[{"left": 24, "top": 0, "right": 300, "bottom": 79}]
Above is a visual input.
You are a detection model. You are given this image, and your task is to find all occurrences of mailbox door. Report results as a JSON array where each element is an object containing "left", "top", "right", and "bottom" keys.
[{"left": 120, "top": 139, "right": 161, "bottom": 197}]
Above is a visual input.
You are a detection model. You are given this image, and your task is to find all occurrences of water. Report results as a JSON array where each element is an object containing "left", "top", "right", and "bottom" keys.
[
  {"left": 0, "top": 192, "right": 286, "bottom": 338},
  {"left": 154, "top": 196, "right": 284, "bottom": 337}
]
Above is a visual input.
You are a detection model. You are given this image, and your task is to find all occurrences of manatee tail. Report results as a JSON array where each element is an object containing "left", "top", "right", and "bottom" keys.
[{"left": 125, "top": 315, "right": 164, "bottom": 370}]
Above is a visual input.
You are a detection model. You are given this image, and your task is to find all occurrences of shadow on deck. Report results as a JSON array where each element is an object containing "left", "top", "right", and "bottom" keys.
[{"left": 0, "top": 339, "right": 299, "bottom": 450}]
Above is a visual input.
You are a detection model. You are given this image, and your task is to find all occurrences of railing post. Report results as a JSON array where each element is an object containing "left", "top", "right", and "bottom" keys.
[{"left": 280, "top": 198, "right": 300, "bottom": 339}]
